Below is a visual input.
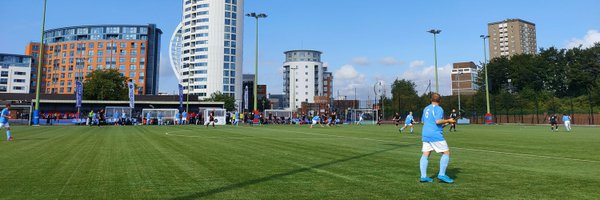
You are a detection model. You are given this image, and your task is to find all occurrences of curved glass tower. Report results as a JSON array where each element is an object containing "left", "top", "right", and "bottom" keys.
[{"left": 172, "top": 0, "right": 244, "bottom": 100}]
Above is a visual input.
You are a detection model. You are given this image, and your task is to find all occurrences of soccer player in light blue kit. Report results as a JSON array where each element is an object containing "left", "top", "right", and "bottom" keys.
[
  {"left": 310, "top": 114, "right": 322, "bottom": 128},
  {"left": 399, "top": 112, "right": 414, "bottom": 133},
  {"left": 121, "top": 110, "right": 127, "bottom": 125},
  {"left": 157, "top": 112, "right": 163, "bottom": 126},
  {"left": 182, "top": 111, "right": 188, "bottom": 125},
  {"left": 175, "top": 112, "right": 181, "bottom": 125},
  {"left": 562, "top": 113, "right": 571, "bottom": 132},
  {"left": 419, "top": 93, "right": 456, "bottom": 183},
  {"left": 1, "top": 104, "right": 13, "bottom": 141},
  {"left": 146, "top": 112, "right": 152, "bottom": 125},
  {"left": 233, "top": 111, "right": 240, "bottom": 126},
  {"left": 113, "top": 111, "right": 120, "bottom": 126}
]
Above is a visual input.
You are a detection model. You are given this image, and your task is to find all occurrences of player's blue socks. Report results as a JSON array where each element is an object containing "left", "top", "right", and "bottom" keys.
[
  {"left": 6, "top": 131, "right": 11, "bottom": 141},
  {"left": 420, "top": 155, "right": 429, "bottom": 178},
  {"left": 439, "top": 154, "right": 450, "bottom": 176}
]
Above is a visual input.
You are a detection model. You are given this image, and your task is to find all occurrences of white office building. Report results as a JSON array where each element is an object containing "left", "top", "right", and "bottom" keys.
[
  {"left": 170, "top": 0, "right": 244, "bottom": 100},
  {"left": 0, "top": 54, "right": 32, "bottom": 93},
  {"left": 283, "top": 50, "right": 326, "bottom": 110}
]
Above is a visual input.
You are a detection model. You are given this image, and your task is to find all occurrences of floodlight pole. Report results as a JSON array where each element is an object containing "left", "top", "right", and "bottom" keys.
[
  {"left": 33, "top": 0, "right": 48, "bottom": 126},
  {"left": 481, "top": 35, "right": 491, "bottom": 114},
  {"left": 427, "top": 29, "right": 441, "bottom": 94},
  {"left": 246, "top": 12, "right": 268, "bottom": 114}
]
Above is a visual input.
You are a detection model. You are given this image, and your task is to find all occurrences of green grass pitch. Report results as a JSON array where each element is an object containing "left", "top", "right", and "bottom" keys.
[{"left": 1, "top": 124, "right": 599, "bottom": 199}]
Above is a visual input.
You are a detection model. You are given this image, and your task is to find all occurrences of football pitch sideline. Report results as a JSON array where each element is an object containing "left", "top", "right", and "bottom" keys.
[{"left": 0, "top": 124, "right": 599, "bottom": 199}]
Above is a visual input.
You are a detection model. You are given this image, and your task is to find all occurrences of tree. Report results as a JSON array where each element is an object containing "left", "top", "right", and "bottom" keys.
[
  {"left": 83, "top": 69, "right": 130, "bottom": 100},
  {"left": 206, "top": 91, "right": 236, "bottom": 111},
  {"left": 390, "top": 79, "right": 419, "bottom": 115},
  {"left": 257, "top": 96, "right": 270, "bottom": 112},
  {"left": 538, "top": 47, "right": 568, "bottom": 97},
  {"left": 481, "top": 56, "right": 511, "bottom": 94}
]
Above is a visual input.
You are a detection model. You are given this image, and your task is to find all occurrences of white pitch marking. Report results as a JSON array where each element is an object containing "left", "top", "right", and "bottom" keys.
[{"left": 245, "top": 126, "right": 600, "bottom": 164}]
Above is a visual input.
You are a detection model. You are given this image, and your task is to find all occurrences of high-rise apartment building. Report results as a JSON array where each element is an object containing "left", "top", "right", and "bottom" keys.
[
  {"left": 25, "top": 24, "right": 162, "bottom": 95},
  {"left": 283, "top": 50, "right": 330, "bottom": 110},
  {"left": 488, "top": 19, "right": 537, "bottom": 59},
  {"left": 170, "top": 0, "right": 244, "bottom": 100},
  {"left": 323, "top": 72, "right": 333, "bottom": 100},
  {"left": 0, "top": 54, "right": 32, "bottom": 93},
  {"left": 451, "top": 62, "right": 478, "bottom": 96}
]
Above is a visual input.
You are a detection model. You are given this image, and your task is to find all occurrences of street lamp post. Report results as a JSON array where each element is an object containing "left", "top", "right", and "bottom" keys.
[
  {"left": 427, "top": 29, "right": 441, "bottom": 94},
  {"left": 246, "top": 12, "right": 267, "bottom": 115},
  {"left": 481, "top": 35, "right": 492, "bottom": 124}
]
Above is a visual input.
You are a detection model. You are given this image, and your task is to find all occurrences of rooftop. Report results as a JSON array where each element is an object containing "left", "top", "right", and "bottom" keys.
[{"left": 488, "top": 18, "right": 535, "bottom": 26}]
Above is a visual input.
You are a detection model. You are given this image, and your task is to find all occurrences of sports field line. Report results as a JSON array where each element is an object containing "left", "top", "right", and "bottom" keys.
[
  {"left": 164, "top": 127, "right": 362, "bottom": 182},
  {"left": 162, "top": 126, "right": 600, "bottom": 164},
  {"left": 236, "top": 126, "right": 600, "bottom": 164}
]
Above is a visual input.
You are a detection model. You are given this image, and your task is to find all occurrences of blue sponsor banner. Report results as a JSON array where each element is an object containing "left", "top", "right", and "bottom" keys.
[
  {"left": 128, "top": 81, "right": 135, "bottom": 108},
  {"left": 75, "top": 80, "right": 83, "bottom": 108},
  {"left": 178, "top": 84, "right": 184, "bottom": 110}
]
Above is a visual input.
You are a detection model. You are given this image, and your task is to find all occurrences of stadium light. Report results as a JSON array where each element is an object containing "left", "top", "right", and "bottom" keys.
[
  {"left": 427, "top": 29, "right": 442, "bottom": 94},
  {"left": 246, "top": 12, "right": 267, "bottom": 115}
]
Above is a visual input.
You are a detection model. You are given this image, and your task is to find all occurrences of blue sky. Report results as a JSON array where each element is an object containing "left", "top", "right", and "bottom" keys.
[{"left": 1, "top": 0, "right": 599, "bottom": 99}]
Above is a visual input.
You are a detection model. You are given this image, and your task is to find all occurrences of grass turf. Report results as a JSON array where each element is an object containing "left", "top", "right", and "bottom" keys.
[{"left": 0, "top": 124, "right": 599, "bottom": 199}]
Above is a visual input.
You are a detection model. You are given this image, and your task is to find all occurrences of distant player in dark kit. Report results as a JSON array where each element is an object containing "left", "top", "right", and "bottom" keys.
[
  {"left": 205, "top": 112, "right": 216, "bottom": 128},
  {"left": 448, "top": 109, "right": 458, "bottom": 132},
  {"left": 393, "top": 112, "right": 401, "bottom": 127},
  {"left": 328, "top": 112, "right": 337, "bottom": 127},
  {"left": 377, "top": 113, "right": 383, "bottom": 126},
  {"left": 549, "top": 114, "right": 558, "bottom": 132}
]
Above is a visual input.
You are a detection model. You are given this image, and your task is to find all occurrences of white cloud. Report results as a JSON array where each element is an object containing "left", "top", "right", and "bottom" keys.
[
  {"left": 333, "top": 64, "right": 368, "bottom": 98},
  {"left": 158, "top": 53, "right": 178, "bottom": 93},
  {"left": 351, "top": 56, "right": 370, "bottom": 66},
  {"left": 409, "top": 60, "right": 425, "bottom": 68},
  {"left": 398, "top": 63, "right": 453, "bottom": 96},
  {"left": 566, "top": 29, "right": 600, "bottom": 49},
  {"left": 380, "top": 57, "right": 403, "bottom": 66}
]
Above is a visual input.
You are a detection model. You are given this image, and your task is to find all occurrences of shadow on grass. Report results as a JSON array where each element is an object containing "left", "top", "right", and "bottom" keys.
[
  {"left": 172, "top": 144, "right": 411, "bottom": 200},
  {"left": 446, "top": 168, "right": 462, "bottom": 179},
  {"left": 382, "top": 143, "right": 415, "bottom": 148}
]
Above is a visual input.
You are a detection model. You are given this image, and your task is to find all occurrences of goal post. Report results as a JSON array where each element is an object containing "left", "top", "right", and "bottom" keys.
[
  {"left": 201, "top": 108, "right": 227, "bottom": 126},
  {"left": 347, "top": 108, "right": 378, "bottom": 125},
  {"left": 105, "top": 107, "right": 133, "bottom": 123},
  {"left": 264, "top": 109, "right": 293, "bottom": 124},
  {"left": 141, "top": 108, "right": 179, "bottom": 125}
]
